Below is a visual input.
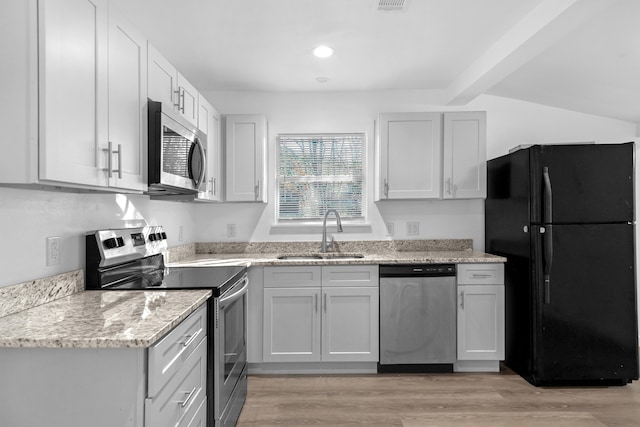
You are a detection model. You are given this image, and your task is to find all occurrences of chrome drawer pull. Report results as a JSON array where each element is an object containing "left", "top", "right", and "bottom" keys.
[
  {"left": 181, "top": 329, "right": 201, "bottom": 348},
  {"left": 179, "top": 387, "right": 197, "bottom": 408}
]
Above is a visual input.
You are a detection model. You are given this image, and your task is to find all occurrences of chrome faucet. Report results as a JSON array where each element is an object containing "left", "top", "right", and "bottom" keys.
[{"left": 321, "top": 209, "right": 343, "bottom": 253}]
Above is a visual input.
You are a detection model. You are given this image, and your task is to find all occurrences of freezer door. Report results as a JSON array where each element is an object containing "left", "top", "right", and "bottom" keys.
[
  {"left": 531, "top": 223, "right": 639, "bottom": 384},
  {"left": 531, "top": 143, "right": 634, "bottom": 224}
]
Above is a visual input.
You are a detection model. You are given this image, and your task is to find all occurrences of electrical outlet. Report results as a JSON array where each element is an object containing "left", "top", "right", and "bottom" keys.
[
  {"left": 386, "top": 222, "right": 395, "bottom": 236},
  {"left": 46, "top": 236, "right": 60, "bottom": 266},
  {"left": 227, "top": 224, "right": 237, "bottom": 238},
  {"left": 178, "top": 225, "right": 184, "bottom": 242},
  {"left": 406, "top": 221, "right": 420, "bottom": 236}
]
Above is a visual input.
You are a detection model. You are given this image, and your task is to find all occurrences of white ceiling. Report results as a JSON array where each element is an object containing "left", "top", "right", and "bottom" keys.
[{"left": 111, "top": 0, "right": 640, "bottom": 123}]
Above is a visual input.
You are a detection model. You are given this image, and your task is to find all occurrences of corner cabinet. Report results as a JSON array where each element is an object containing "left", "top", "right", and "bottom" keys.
[
  {"left": 455, "top": 263, "right": 505, "bottom": 372},
  {"left": 1, "top": 0, "right": 146, "bottom": 192},
  {"left": 376, "top": 111, "right": 486, "bottom": 200},
  {"left": 225, "top": 114, "right": 268, "bottom": 202},
  {"left": 263, "top": 265, "right": 379, "bottom": 363}
]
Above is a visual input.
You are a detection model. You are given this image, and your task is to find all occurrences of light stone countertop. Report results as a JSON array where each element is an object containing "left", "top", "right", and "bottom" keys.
[
  {"left": 169, "top": 250, "right": 506, "bottom": 267},
  {"left": 0, "top": 289, "right": 211, "bottom": 348}
]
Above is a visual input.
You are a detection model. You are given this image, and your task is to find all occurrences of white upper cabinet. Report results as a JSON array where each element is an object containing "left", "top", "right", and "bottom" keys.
[
  {"left": 196, "top": 96, "right": 222, "bottom": 202},
  {"left": 442, "top": 112, "right": 487, "bottom": 199},
  {"left": 225, "top": 114, "right": 267, "bottom": 202},
  {"left": 107, "top": 4, "right": 147, "bottom": 191},
  {"left": 147, "top": 44, "right": 199, "bottom": 127},
  {"left": 376, "top": 111, "right": 487, "bottom": 201},
  {"left": 38, "top": 0, "right": 109, "bottom": 188},
  {"left": 377, "top": 112, "right": 442, "bottom": 200},
  {"left": 0, "top": 0, "right": 145, "bottom": 192}
]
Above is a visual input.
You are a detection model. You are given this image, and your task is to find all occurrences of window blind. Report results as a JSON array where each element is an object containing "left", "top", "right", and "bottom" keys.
[{"left": 277, "top": 134, "right": 364, "bottom": 220}]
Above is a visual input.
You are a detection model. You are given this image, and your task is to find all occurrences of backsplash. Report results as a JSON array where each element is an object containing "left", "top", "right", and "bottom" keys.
[
  {"left": 167, "top": 239, "right": 474, "bottom": 262},
  {"left": 0, "top": 270, "right": 84, "bottom": 318}
]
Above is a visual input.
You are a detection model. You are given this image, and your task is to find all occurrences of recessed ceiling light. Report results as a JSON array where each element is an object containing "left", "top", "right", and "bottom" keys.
[
  {"left": 313, "top": 45, "right": 334, "bottom": 58},
  {"left": 316, "top": 77, "right": 330, "bottom": 83}
]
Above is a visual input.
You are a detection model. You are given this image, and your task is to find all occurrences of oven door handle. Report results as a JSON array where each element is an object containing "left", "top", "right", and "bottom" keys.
[{"left": 220, "top": 276, "right": 249, "bottom": 304}]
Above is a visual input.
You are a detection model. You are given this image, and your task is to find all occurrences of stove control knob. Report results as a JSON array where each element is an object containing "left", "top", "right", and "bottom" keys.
[
  {"left": 149, "top": 233, "right": 158, "bottom": 241},
  {"left": 103, "top": 237, "right": 121, "bottom": 249},
  {"left": 160, "top": 232, "right": 167, "bottom": 240}
]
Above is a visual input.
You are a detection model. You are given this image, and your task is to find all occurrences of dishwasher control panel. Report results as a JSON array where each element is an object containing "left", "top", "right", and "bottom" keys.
[{"left": 379, "top": 264, "right": 456, "bottom": 277}]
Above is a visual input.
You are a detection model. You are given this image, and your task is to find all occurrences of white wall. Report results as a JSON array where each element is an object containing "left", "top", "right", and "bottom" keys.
[
  {"left": 0, "top": 189, "right": 197, "bottom": 287},
  {"left": 1, "top": 91, "right": 637, "bottom": 289}
]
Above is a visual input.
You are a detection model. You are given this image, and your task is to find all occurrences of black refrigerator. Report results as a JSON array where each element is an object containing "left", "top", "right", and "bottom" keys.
[{"left": 485, "top": 142, "right": 639, "bottom": 386}]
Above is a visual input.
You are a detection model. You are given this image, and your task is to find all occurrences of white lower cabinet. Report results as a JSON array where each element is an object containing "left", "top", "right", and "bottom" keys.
[
  {"left": 0, "top": 304, "right": 207, "bottom": 427},
  {"left": 455, "top": 263, "right": 505, "bottom": 372},
  {"left": 263, "top": 265, "right": 379, "bottom": 363}
]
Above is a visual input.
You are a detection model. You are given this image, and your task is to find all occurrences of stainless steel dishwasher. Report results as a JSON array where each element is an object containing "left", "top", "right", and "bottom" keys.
[{"left": 378, "top": 264, "right": 457, "bottom": 373}]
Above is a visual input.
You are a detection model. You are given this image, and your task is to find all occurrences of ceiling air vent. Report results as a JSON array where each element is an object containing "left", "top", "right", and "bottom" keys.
[{"left": 377, "top": 0, "right": 408, "bottom": 12}]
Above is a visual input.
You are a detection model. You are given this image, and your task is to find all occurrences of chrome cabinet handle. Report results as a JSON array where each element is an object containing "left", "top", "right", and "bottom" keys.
[
  {"left": 103, "top": 142, "right": 122, "bottom": 179},
  {"left": 255, "top": 180, "right": 261, "bottom": 200},
  {"left": 314, "top": 294, "right": 318, "bottom": 312},
  {"left": 383, "top": 178, "right": 389, "bottom": 198},
  {"left": 323, "top": 293, "right": 327, "bottom": 313},
  {"left": 180, "top": 387, "right": 197, "bottom": 408},
  {"left": 460, "top": 291, "right": 465, "bottom": 309},
  {"left": 174, "top": 88, "right": 185, "bottom": 113},
  {"left": 181, "top": 329, "right": 201, "bottom": 348},
  {"left": 446, "top": 178, "right": 452, "bottom": 195},
  {"left": 115, "top": 144, "right": 122, "bottom": 179},
  {"left": 173, "top": 89, "right": 181, "bottom": 110},
  {"left": 212, "top": 177, "right": 217, "bottom": 196},
  {"left": 103, "top": 142, "right": 113, "bottom": 178}
]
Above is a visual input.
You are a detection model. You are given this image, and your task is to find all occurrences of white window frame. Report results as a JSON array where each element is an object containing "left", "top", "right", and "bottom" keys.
[{"left": 276, "top": 133, "right": 367, "bottom": 225}]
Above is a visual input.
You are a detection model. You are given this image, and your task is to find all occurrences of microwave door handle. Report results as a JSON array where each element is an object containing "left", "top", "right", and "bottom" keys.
[{"left": 189, "top": 138, "right": 206, "bottom": 188}]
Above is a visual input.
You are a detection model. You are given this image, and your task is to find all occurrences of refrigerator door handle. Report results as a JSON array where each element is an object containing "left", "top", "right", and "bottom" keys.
[
  {"left": 543, "top": 167, "right": 552, "bottom": 223},
  {"left": 542, "top": 167, "right": 553, "bottom": 304}
]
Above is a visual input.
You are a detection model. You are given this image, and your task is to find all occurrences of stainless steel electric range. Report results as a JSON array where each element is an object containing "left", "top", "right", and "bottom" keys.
[{"left": 85, "top": 225, "right": 248, "bottom": 427}]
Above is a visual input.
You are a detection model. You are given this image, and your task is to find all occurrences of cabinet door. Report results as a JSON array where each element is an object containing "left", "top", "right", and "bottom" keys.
[
  {"left": 322, "top": 287, "right": 379, "bottom": 362},
  {"left": 196, "top": 96, "right": 222, "bottom": 201},
  {"left": 442, "top": 112, "right": 486, "bottom": 199},
  {"left": 457, "top": 284, "right": 505, "bottom": 360},
  {"left": 147, "top": 43, "right": 177, "bottom": 107},
  {"left": 263, "top": 287, "right": 321, "bottom": 362},
  {"left": 107, "top": 5, "right": 146, "bottom": 191},
  {"left": 225, "top": 114, "right": 267, "bottom": 202},
  {"left": 378, "top": 112, "right": 442, "bottom": 199},
  {"left": 177, "top": 74, "right": 199, "bottom": 126},
  {"left": 38, "top": 0, "right": 109, "bottom": 187}
]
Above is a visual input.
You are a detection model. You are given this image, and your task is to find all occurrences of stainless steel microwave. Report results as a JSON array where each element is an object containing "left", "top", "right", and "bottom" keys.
[{"left": 147, "top": 100, "right": 206, "bottom": 195}]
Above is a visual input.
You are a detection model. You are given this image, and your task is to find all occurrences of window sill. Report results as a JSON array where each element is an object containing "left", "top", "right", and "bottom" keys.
[{"left": 269, "top": 223, "right": 373, "bottom": 235}]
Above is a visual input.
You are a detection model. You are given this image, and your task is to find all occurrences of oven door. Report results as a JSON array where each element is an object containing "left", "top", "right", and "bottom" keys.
[{"left": 215, "top": 274, "right": 248, "bottom": 419}]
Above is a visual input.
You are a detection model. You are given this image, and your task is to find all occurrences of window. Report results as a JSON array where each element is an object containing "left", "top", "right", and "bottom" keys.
[{"left": 277, "top": 133, "right": 365, "bottom": 222}]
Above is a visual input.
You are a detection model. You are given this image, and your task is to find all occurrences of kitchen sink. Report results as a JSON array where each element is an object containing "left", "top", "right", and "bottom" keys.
[
  {"left": 277, "top": 253, "right": 365, "bottom": 260},
  {"left": 276, "top": 254, "right": 323, "bottom": 260}
]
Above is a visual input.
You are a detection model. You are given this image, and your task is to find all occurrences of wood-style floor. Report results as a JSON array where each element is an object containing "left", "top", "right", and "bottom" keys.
[{"left": 237, "top": 368, "right": 640, "bottom": 426}]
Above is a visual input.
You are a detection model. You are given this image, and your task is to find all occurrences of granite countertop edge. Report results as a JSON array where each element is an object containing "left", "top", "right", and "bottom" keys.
[
  {"left": 0, "top": 289, "right": 211, "bottom": 349},
  {"left": 170, "top": 250, "right": 507, "bottom": 266}
]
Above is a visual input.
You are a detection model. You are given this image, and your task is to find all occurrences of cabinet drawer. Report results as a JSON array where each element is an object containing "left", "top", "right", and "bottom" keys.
[
  {"left": 321, "top": 265, "right": 379, "bottom": 287},
  {"left": 182, "top": 396, "right": 206, "bottom": 427},
  {"left": 264, "top": 266, "right": 322, "bottom": 288},
  {"left": 148, "top": 304, "right": 207, "bottom": 397},
  {"left": 457, "top": 263, "right": 504, "bottom": 285},
  {"left": 146, "top": 337, "right": 207, "bottom": 427}
]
